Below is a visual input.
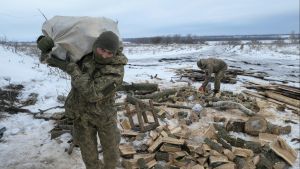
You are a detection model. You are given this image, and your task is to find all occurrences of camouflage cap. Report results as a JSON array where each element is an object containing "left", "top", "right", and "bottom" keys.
[{"left": 93, "top": 31, "right": 119, "bottom": 56}]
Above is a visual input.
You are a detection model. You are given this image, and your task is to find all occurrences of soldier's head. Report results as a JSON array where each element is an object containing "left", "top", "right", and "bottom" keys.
[
  {"left": 93, "top": 31, "right": 119, "bottom": 61},
  {"left": 197, "top": 59, "right": 204, "bottom": 69}
]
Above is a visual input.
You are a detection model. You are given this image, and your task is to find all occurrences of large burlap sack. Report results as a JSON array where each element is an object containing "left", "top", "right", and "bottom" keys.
[{"left": 42, "top": 16, "right": 122, "bottom": 61}]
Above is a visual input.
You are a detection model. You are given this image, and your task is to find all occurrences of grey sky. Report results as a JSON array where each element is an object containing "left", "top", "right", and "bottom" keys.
[{"left": 0, "top": 0, "right": 299, "bottom": 41}]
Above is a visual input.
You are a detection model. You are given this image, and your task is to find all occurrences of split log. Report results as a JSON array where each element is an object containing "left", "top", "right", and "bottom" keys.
[
  {"left": 119, "top": 144, "right": 136, "bottom": 158},
  {"left": 148, "top": 136, "right": 163, "bottom": 153},
  {"left": 160, "top": 143, "right": 181, "bottom": 152},
  {"left": 155, "top": 151, "right": 169, "bottom": 162},
  {"left": 126, "top": 95, "right": 159, "bottom": 113},
  {"left": 204, "top": 138, "right": 224, "bottom": 154},
  {"left": 270, "top": 137, "right": 298, "bottom": 166},
  {"left": 206, "top": 101, "right": 256, "bottom": 116}
]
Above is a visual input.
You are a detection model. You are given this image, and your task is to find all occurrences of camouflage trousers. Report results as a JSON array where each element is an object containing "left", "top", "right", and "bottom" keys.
[
  {"left": 73, "top": 106, "right": 120, "bottom": 169},
  {"left": 214, "top": 65, "right": 227, "bottom": 92}
]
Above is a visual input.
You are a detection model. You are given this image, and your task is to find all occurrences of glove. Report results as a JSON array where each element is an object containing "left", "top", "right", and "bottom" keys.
[
  {"left": 198, "top": 86, "right": 205, "bottom": 93},
  {"left": 37, "top": 35, "right": 54, "bottom": 53}
]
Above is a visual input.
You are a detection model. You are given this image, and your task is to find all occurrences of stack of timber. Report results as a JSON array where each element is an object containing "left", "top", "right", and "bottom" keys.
[{"left": 243, "top": 83, "right": 300, "bottom": 113}]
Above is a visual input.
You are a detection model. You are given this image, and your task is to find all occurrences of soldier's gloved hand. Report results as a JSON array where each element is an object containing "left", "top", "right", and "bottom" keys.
[
  {"left": 198, "top": 86, "right": 205, "bottom": 93},
  {"left": 36, "top": 35, "right": 54, "bottom": 53},
  {"left": 66, "top": 62, "right": 81, "bottom": 77}
]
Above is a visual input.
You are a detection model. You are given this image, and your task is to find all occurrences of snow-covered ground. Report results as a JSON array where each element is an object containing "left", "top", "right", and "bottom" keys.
[{"left": 0, "top": 42, "right": 299, "bottom": 169}]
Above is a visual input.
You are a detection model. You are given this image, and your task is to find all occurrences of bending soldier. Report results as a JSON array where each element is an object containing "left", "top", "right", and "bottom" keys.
[
  {"left": 37, "top": 31, "right": 127, "bottom": 169},
  {"left": 197, "top": 58, "right": 227, "bottom": 97}
]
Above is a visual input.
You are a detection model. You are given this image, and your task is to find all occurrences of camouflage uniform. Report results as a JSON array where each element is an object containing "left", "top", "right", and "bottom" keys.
[
  {"left": 42, "top": 50, "right": 127, "bottom": 169},
  {"left": 197, "top": 58, "right": 227, "bottom": 93}
]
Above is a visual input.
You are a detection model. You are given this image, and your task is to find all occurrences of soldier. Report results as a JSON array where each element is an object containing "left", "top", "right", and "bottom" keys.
[
  {"left": 197, "top": 58, "right": 227, "bottom": 97},
  {"left": 37, "top": 31, "right": 128, "bottom": 169}
]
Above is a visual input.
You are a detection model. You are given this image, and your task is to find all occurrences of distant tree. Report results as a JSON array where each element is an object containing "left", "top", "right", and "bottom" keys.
[{"left": 289, "top": 31, "right": 299, "bottom": 44}]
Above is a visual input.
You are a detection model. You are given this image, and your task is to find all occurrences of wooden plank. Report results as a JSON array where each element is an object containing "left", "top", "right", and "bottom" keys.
[
  {"left": 121, "top": 130, "right": 139, "bottom": 136},
  {"left": 160, "top": 143, "right": 181, "bottom": 152},
  {"left": 162, "top": 137, "right": 185, "bottom": 145},
  {"left": 119, "top": 144, "right": 136, "bottom": 156},
  {"left": 232, "top": 147, "right": 254, "bottom": 158}
]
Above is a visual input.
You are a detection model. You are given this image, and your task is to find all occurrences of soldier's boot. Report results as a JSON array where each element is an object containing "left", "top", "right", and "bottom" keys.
[
  {"left": 74, "top": 119, "right": 102, "bottom": 169},
  {"left": 98, "top": 117, "right": 120, "bottom": 169}
]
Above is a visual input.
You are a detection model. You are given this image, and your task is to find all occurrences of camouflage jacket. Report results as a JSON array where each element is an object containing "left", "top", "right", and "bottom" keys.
[
  {"left": 43, "top": 52, "right": 127, "bottom": 118},
  {"left": 197, "top": 58, "right": 227, "bottom": 87}
]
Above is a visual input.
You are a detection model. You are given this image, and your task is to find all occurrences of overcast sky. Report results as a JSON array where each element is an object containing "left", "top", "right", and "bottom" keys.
[{"left": 0, "top": 0, "right": 299, "bottom": 41}]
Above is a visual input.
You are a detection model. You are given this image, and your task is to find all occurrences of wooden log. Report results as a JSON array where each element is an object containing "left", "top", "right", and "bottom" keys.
[
  {"left": 153, "top": 102, "right": 192, "bottom": 109},
  {"left": 266, "top": 123, "right": 291, "bottom": 135},
  {"left": 226, "top": 119, "right": 245, "bottom": 133},
  {"left": 135, "top": 88, "right": 178, "bottom": 101},
  {"left": 244, "top": 116, "right": 268, "bottom": 136},
  {"left": 207, "top": 101, "right": 256, "bottom": 116},
  {"left": 119, "top": 83, "right": 158, "bottom": 92},
  {"left": 232, "top": 147, "right": 254, "bottom": 158}
]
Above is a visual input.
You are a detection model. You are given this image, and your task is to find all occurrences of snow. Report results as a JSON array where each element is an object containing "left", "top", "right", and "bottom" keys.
[{"left": 0, "top": 42, "right": 299, "bottom": 169}]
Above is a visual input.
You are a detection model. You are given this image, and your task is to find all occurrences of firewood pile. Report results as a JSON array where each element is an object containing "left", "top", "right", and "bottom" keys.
[
  {"left": 46, "top": 83, "right": 299, "bottom": 169},
  {"left": 119, "top": 97, "right": 298, "bottom": 169}
]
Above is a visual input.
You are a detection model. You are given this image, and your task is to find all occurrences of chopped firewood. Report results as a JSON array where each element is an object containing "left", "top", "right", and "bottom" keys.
[
  {"left": 146, "top": 159, "right": 157, "bottom": 168},
  {"left": 121, "top": 119, "right": 132, "bottom": 130},
  {"left": 186, "top": 141, "right": 201, "bottom": 152},
  {"left": 266, "top": 123, "right": 291, "bottom": 135},
  {"left": 122, "top": 159, "right": 138, "bottom": 169},
  {"left": 203, "top": 124, "right": 217, "bottom": 139},
  {"left": 245, "top": 116, "right": 268, "bottom": 136},
  {"left": 119, "top": 144, "right": 136, "bottom": 157},
  {"left": 225, "top": 119, "right": 245, "bottom": 132},
  {"left": 259, "top": 133, "right": 278, "bottom": 143},
  {"left": 155, "top": 151, "right": 169, "bottom": 162},
  {"left": 134, "top": 154, "right": 155, "bottom": 163},
  {"left": 232, "top": 147, "right": 254, "bottom": 158},
  {"left": 121, "top": 130, "right": 139, "bottom": 137},
  {"left": 160, "top": 130, "right": 168, "bottom": 137},
  {"left": 148, "top": 136, "right": 163, "bottom": 153},
  {"left": 234, "top": 157, "right": 256, "bottom": 169},
  {"left": 160, "top": 143, "right": 181, "bottom": 152},
  {"left": 149, "top": 130, "right": 159, "bottom": 140},
  {"left": 214, "top": 162, "right": 236, "bottom": 169},
  {"left": 209, "top": 155, "right": 229, "bottom": 166},
  {"left": 223, "top": 149, "right": 235, "bottom": 161},
  {"left": 172, "top": 151, "right": 187, "bottom": 159},
  {"left": 270, "top": 137, "right": 298, "bottom": 166},
  {"left": 162, "top": 137, "right": 185, "bottom": 145},
  {"left": 170, "top": 126, "right": 182, "bottom": 134},
  {"left": 252, "top": 155, "right": 260, "bottom": 165},
  {"left": 213, "top": 116, "right": 227, "bottom": 122},
  {"left": 197, "top": 157, "right": 208, "bottom": 165},
  {"left": 204, "top": 138, "right": 224, "bottom": 154},
  {"left": 191, "top": 164, "right": 205, "bottom": 169}
]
